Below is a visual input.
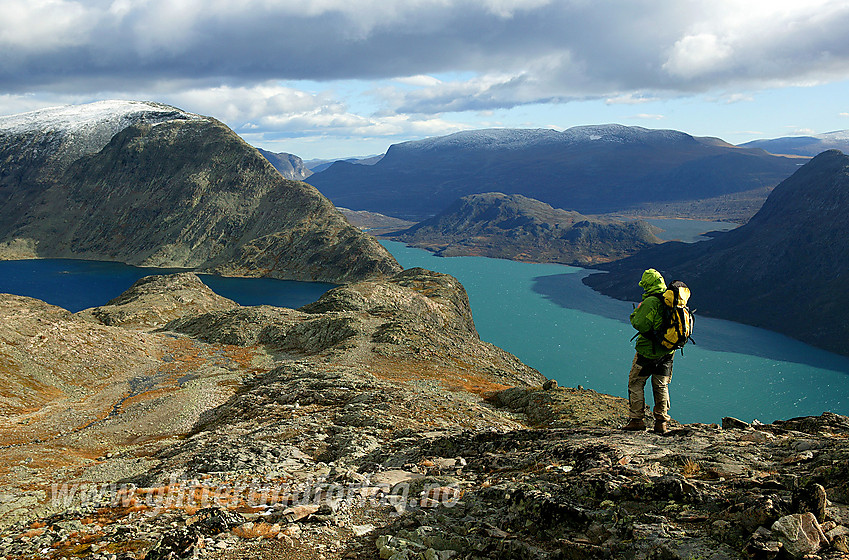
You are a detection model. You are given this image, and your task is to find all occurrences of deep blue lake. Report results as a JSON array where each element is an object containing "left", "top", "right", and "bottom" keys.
[{"left": 0, "top": 259, "right": 335, "bottom": 311}]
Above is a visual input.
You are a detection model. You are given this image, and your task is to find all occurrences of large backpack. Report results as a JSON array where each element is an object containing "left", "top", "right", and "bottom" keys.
[{"left": 651, "top": 280, "right": 695, "bottom": 352}]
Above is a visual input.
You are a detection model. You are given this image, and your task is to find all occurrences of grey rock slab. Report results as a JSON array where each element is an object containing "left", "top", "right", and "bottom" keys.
[{"left": 771, "top": 512, "right": 828, "bottom": 558}]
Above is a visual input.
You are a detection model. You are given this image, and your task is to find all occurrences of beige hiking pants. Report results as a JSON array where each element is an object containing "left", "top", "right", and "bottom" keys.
[{"left": 627, "top": 352, "right": 673, "bottom": 422}]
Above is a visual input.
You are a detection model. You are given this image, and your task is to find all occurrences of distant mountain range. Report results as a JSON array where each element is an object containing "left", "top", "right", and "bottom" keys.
[
  {"left": 303, "top": 154, "right": 383, "bottom": 173},
  {"left": 257, "top": 149, "right": 313, "bottom": 180},
  {"left": 0, "top": 101, "right": 401, "bottom": 283},
  {"left": 583, "top": 149, "right": 849, "bottom": 357},
  {"left": 741, "top": 130, "right": 849, "bottom": 157},
  {"left": 390, "top": 192, "right": 662, "bottom": 265},
  {"left": 306, "top": 125, "right": 803, "bottom": 221}
]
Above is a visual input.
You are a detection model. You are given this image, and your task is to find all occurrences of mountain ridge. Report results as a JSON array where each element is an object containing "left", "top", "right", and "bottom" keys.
[
  {"left": 0, "top": 101, "right": 401, "bottom": 283},
  {"left": 741, "top": 130, "right": 849, "bottom": 157},
  {"left": 306, "top": 124, "right": 803, "bottom": 221},
  {"left": 303, "top": 154, "right": 383, "bottom": 173},
  {"left": 256, "top": 148, "right": 313, "bottom": 180}
]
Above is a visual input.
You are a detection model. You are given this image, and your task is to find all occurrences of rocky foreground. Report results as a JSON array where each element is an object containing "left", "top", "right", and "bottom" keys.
[{"left": 0, "top": 271, "right": 847, "bottom": 560}]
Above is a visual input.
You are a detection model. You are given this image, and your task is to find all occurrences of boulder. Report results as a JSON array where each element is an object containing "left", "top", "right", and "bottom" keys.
[{"left": 771, "top": 512, "right": 827, "bottom": 558}]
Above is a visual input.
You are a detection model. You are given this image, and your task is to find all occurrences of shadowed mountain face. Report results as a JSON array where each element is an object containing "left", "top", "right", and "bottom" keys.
[
  {"left": 390, "top": 192, "right": 662, "bottom": 265},
  {"left": 0, "top": 101, "right": 400, "bottom": 283},
  {"left": 306, "top": 125, "right": 803, "bottom": 221},
  {"left": 584, "top": 150, "right": 849, "bottom": 357}
]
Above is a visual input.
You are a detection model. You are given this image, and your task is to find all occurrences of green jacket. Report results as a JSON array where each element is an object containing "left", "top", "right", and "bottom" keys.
[{"left": 629, "top": 268, "right": 674, "bottom": 360}]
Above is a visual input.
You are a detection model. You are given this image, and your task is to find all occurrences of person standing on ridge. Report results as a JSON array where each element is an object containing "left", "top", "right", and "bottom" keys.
[{"left": 623, "top": 268, "right": 675, "bottom": 434}]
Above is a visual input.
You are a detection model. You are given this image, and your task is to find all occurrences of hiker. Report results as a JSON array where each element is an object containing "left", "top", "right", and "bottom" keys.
[{"left": 623, "top": 268, "right": 676, "bottom": 434}]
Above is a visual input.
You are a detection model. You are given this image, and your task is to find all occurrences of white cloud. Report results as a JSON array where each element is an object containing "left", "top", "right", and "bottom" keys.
[
  {"left": 393, "top": 75, "right": 443, "bottom": 87},
  {"left": 0, "top": 94, "right": 56, "bottom": 116},
  {"left": 605, "top": 93, "right": 658, "bottom": 105},
  {"left": 3, "top": 0, "right": 849, "bottom": 105},
  {"left": 168, "top": 83, "right": 335, "bottom": 124},
  {"left": 3, "top": 0, "right": 849, "bottom": 156},
  {"left": 390, "top": 63, "right": 583, "bottom": 114},
  {"left": 481, "top": 0, "right": 553, "bottom": 18},
  {"left": 663, "top": 33, "right": 734, "bottom": 79},
  {"left": 255, "top": 108, "right": 472, "bottom": 139},
  {"left": 0, "top": 81, "right": 476, "bottom": 159},
  {"left": 163, "top": 82, "right": 475, "bottom": 142},
  {"left": 0, "top": 92, "right": 100, "bottom": 117},
  {"left": 661, "top": 1, "right": 849, "bottom": 87},
  {"left": 788, "top": 127, "right": 816, "bottom": 135},
  {"left": 0, "top": 0, "right": 95, "bottom": 51},
  {"left": 722, "top": 93, "right": 754, "bottom": 104}
]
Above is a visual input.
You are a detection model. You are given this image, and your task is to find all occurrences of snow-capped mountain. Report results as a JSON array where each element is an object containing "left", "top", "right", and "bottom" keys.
[
  {"left": 0, "top": 100, "right": 203, "bottom": 177},
  {"left": 391, "top": 125, "right": 696, "bottom": 155},
  {"left": 0, "top": 100, "right": 200, "bottom": 136}
]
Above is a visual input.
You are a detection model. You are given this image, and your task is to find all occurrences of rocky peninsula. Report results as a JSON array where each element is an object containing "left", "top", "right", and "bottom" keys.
[
  {"left": 1, "top": 271, "right": 847, "bottom": 560},
  {"left": 389, "top": 193, "right": 662, "bottom": 265}
]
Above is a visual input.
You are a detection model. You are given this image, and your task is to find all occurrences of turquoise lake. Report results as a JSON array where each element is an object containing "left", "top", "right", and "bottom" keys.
[
  {"left": 381, "top": 241, "right": 849, "bottom": 425},
  {"left": 1, "top": 246, "right": 847, "bottom": 425},
  {"left": 646, "top": 218, "right": 738, "bottom": 242}
]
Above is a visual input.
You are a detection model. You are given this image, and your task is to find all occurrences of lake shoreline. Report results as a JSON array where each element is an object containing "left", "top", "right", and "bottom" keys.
[{"left": 0, "top": 249, "right": 846, "bottom": 424}]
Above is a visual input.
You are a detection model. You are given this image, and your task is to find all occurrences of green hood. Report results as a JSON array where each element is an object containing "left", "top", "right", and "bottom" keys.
[{"left": 639, "top": 268, "right": 666, "bottom": 297}]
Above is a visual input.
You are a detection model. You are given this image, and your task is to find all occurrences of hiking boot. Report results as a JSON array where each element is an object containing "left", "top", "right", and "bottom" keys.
[
  {"left": 654, "top": 421, "right": 668, "bottom": 434},
  {"left": 621, "top": 419, "right": 646, "bottom": 431}
]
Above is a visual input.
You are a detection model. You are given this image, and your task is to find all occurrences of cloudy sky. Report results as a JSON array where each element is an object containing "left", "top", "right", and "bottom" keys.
[{"left": 2, "top": 0, "right": 849, "bottom": 159}]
